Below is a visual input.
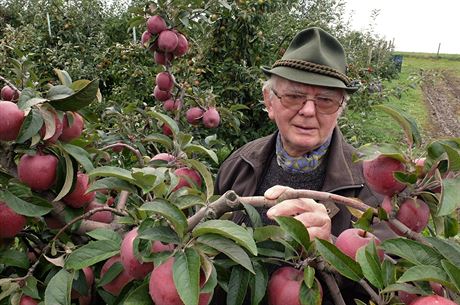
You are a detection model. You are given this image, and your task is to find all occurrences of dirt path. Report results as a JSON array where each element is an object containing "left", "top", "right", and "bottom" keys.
[{"left": 421, "top": 70, "right": 460, "bottom": 139}]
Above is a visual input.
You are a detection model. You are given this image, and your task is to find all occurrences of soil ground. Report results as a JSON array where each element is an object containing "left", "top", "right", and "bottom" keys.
[{"left": 421, "top": 69, "right": 460, "bottom": 139}]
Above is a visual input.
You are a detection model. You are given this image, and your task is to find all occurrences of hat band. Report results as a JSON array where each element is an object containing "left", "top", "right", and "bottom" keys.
[{"left": 272, "top": 59, "right": 351, "bottom": 87}]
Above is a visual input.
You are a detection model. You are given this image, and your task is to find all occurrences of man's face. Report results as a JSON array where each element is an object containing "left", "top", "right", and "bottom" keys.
[{"left": 264, "top": 77, "right": 344, "bottom": 157}]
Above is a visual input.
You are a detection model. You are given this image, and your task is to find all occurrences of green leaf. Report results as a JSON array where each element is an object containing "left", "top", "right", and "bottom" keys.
[
  {"left": 197, "top": 234, "right": 254, "bottom": 274},
  {"left": 304, "top": 266, "right": 315, "bottom": 288},
  {"left": 18, "top": 97, "right": 48, "bottom": 110},
  {"left": 274, "top": 216, "right": 310, "bottom": 250},
  {"left": 54, "top": 69, "right": 72, "bottom": 87},
  {"left": 97, "top": 262, "right": 123, "bottom": 287},
  {"left": 183, "top": 144, "right": 219, "bottom": 164},
  {"left": 44, "top": 269, "right": 73, "bottom": 305},
  {"left": 86, "top": 177, "right": 138, "bottom": 194},
  {"left": 193, "top": 220, "right": 257, "bottom": 256},
  {"left": 86, "top": 228, "right": 122, "bottom": 244},
  {"left": 88, "top": 166, "right": 135, "bottom": 183},
  {"left": 438, "top": 177, "right": 460, "bottom": 216},
  {"left": 182, "top": 159, "right": 214, "bottom": 200},
  {"left": 47, "top": 85, "right": 74, "bottom": 100},
  {"left": 397, "top": 265, "right": 454, "bottom": 290},
  {"left": 315, "top": 239, "right": 363, "bottom": 281},
  {"left": 381, "top": 259, "right": 397, "bottom": 286},
  {"left": 380, "top": 238, "right": 444, "bottom": 268},
  {"left": 381, "top": 282, "right": 425, "bottom": 294},
  {"left": 142, "top": 133, "right": 173, "bottom": 150},
  {"left": 149, "top": 111, "right": 179, "bottom": 136},
  {"left": 2, "top": 190, "right": 52, "bottom": 217},
  {"left": 60, "top": 143, "right": 94, "bottom": 172},
  {"left": 137, "top": 225, "right": 181, "bottom": 245},
  {"left": 131, "top": 167, "right": 158, "bottom": 194},
  {"left": 249, "top": 262, "right": 268, "bottom": 305},
  {"left": 356, "top": 242, "right": 384, "bottom": 289},
  {"left": 53, "top": 152, "right": 74, "bottom": 202},
  {"left": 253, "top": 225, "right": 285, "bottom": 242},
  {"left": 425, "top": 237, "right": 460, "bottom": 266},
  {"left": 140, "top": 199, "right": 188, "bottom": 238},
  {"left": 242, "top": 202, "right": 263, "bottom": 228},
  {"left": 0, "top": 249, "right": 29, "bottom": 269},
  {"left": 65, "top": 240, "right": 120, "bottom": 270},
  {"left": 299, "top": 279, "right": 322, "bottom": 305},
  {"left": 227, "top": 265, "right": 250, "bottom": 305},
  {"left": 16, "top": 108, "right": 43, "bottom": 143},
  {"left": 49, "top": 79, "right": 99, "bottom": 111},
  {"left": 123, "top": 282, "right": 152, "bottom": 305},
  {"left": 373, "top": 104, "right": 420, "bottom": 147},
  {"left": 174, "top": 249, "right": 200, "bottom": 305},
  {"left": 22, "top": 276, "right": 40, "bottom": 299},
  {"left": 441, "top": 260, "right": 460, "bottom": 292},
  {"left": 352, "top": 208, "right": 375, "bottom": 231},
  {"left": 354, "top": 143, "right": 406, "bottom": 162}
]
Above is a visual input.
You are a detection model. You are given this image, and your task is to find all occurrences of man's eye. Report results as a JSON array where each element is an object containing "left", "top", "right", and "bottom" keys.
[
  {"left": 286, "top": 95, "right": 305, "bottom": 102},
  {"left": 316, "top": 97, "right": 334, "bottom": 104}
]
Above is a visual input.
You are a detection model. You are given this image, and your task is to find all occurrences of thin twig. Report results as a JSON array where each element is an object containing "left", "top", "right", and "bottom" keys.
[
  {"left": 359, "top": 279, "right": 384, "bottom": 305},
  {"left": 101, "top": 143, "right": 144, "bottom": 166}
]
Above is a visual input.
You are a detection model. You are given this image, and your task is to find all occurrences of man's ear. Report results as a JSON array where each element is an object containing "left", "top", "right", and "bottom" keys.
[{"left": 263, "top": 88, "right": 275, "bottom": 121}]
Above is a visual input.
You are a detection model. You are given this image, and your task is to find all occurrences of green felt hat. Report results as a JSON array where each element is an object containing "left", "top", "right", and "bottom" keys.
[{"left": 262, "top": 27, "right": 358, "bottom": 93}]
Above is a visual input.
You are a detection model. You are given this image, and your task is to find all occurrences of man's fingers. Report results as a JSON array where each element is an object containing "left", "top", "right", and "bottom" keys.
[
  {"left": 264, "top": 185, "right": 293, "bottom": 200},
  {"left": 266, "top": 198, "right": 326, "bottom": 218}
]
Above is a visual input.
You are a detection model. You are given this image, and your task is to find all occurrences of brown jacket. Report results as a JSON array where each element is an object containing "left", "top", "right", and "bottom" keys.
[{"left": 215, "top": 126, "right": 383, "bottom": 237}]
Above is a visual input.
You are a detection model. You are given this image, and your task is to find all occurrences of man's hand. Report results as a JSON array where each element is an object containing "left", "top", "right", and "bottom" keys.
[{"left": 265, "top": 185, "right": 331, "bottom": 241}]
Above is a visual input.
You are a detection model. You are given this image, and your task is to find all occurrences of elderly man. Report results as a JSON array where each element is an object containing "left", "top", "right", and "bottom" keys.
[{"left": 214, "top": 27, "right": 383, "bottom": 304}]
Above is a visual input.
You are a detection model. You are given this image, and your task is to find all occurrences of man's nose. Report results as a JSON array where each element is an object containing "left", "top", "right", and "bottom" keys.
[{"left": 298, "top": 99, "right": 316, "bottom": 115}]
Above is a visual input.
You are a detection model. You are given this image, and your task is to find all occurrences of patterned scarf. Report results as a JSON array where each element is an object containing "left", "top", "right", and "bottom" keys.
[{"left": 276, "top": 133, "right": 331, "bottom": 173}]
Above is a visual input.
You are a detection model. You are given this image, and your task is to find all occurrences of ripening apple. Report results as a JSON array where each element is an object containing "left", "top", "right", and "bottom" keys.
[
  {"left": 59, "top": 112, "right": 84, "bottom": 142},
  {"left": 62, "top": 173, "right": 96, "bottom": 208},
  {"left": 0, "top": 201, "right": 27, "bottom": 238},
  {"left": 100, "top": 255, "right": 133, "bottom": 296},
  {"left": 409, "top": 295, "right": 457, "bottom": 305},
  {"left": 363, "top": 155, "right": 406, "bottom": 196},
  {"left": 39, "top": 111, "right": 63, "bottom": 144},
  {"left": 149, "top": 257, "right": 212, "bottom": 305},
  {"left": 162, "top": 124, "right": 173, "bottom": 136},
  {"left": 335, "top": 228, "right": 384, "bottom": 261},
  {"left": 1, "top": 85, "right": 19, "bottom": 101},
  {"left": 0, "top": 101, "right": 25, "bottom": 141},
  {"left": 84, "top": 199, "right": 113, "bottom": 223},
  {"left": 163, "top": 99, "right": 182, "bottom": 112},
  {"left": 156, "top": 71, "right": 174, "bottom": 91},
  {"left": 186, "top": 107, "right": 204, "bottom": 125},
  {"left": 71, "top": 267, "right": 94, "bottom": 299},
  {"left": 267, "top": 266, "right": 322, "bottom": 305},
  {"left": 173, "top": 33, "right": 189, "bottom": 57},
  {"left": 202, "top": 107, "right": 220, "bottom": 128},
  {"left": 19, "top": 295, "right": 39, "bottom": 305},
  {"left": 141, "top": 31, "right": 152, "bottom": 48},
  {"left": 154, "top": 85, "right": 171, "bottom": 101},
  {"left": 146, "top": 15, "right": 167, "bottom": 35},
  {"left": 158, "top": 30, "right": 179, "bottom": 53},
  {"left": 173, "top": 167, "right": 202, "bottom": 191},
  {"left": 154, "top": 51, "right": 174, "bottom": 66},
  {"left": 152, "top": 152, "right": 176, "bottom": 163},
  {"left": 18, "top": 152, "right": 58, "bottom": 191},
  {"left": 395, "top": 198, "right": 430, "bottom": 233},
  {"left": 120, "top": 228, "right": 154, "bottom": 280},
  {"left": 398, "top": 290, "right": 418, "bottom": 305}
]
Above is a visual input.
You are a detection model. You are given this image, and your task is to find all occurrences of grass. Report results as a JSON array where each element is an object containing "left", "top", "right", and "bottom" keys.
[{"left": 343, "top": 52, "right": 460, "bottom": 151}]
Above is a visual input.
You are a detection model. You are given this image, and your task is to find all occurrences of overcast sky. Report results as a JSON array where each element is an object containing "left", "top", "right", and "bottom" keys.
[{"left": 344, "top": 0, "right": 460, "bottom": 54}]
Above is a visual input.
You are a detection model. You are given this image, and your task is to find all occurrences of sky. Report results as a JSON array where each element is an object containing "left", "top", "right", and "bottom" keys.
[{"left": 344, "top": 0, "right": 460, "bottom": 54}]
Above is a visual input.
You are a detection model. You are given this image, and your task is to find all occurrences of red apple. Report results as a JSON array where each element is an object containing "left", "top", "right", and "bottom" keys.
[
  {"left": 152, "top": 153, "right": 175, "bottom": 163},
  {"left": 398, "top": 290, "right": 418, "bottom": 305},
  {"left": 153, "top": 85, "right": 171, "bottom": 101},
  {"left": 141, "top": 30, "right": 152, "bottom": 48},
  {"left": 19, "top": 295, "right": 39, "bottom": 305},
  {"left": 156, "top": 72, "right": 174, "bottom": 91},
  {"left": 71, "top": 267, "right": 94, "bottom": 299},
  {"left": 0, "top": 201, "right": 26, "bottom": 238},
  {"left": 186, "top": 107, "right": 204, "bottom": 125},
  {"left": 154, "top": 51, "right": 174, "bottom": 66},
  {"left": 409, "top": 295, "right": 457, "bottom": 305},
  {"left": 363, "top": 156, "right": 406, "bottom": 196},
  {"left": 62, "top": 173, "right": 96, "bottom": 208},
  {"left": 120, "top": 228, "right": 154, "bottom": 280},
  {"left": 152, "top": 240, "right": 175, "bottom": 253},
  {"left": 100, "top": 255, "right": 133, "bottom": 296},
  {"left": 18, "top": 152, "right": 58, "bottom": 191},
  {"left": 173, "top": 33, "right": 189, "bottom": 57},
  {"left": 39, "top": 111, "right": 63, "bottom": 144},
  {"left": 381, "top": 196, "right": 393, "bottom": 214},
  {"left": 59, "top": 112, "right": 84, "bottom": 142},
  {"left": 0, "top": 101, "right": 25, "bottom": 141},
  {"left": 395, "top": 198, "right": 430, "bottom": 233},
  {"left": 335, "top": 228, "right": 384, "bottom": 261},
  {"left": 157, "top": 30, "right": 178, "bottom": 53},
  {"left": 162, "top": 124, "right": 173, "bottom": 136},
  {"left": 84, "top": 199, "right": 113, "bottom": 223},
  {"left": 146, "top": 15, "right": 167, "bottom": 35},
  {"left": 163, "top": 99, "right": 182, "bottom": 112},
  {"left": 202, "top": 107, "right": 220, "bottom": 128},
  {"left": 173, "top": 167, "right": 202, "bottom": 191},
  {"left": 149, "top": 257, "right": 211, "bottom": 305},
  {"left": 430, "top": 282, "right": 444, "bottom": 296},
  {"left": 1, "top": 85, "right": 19, "bottom": 101}
]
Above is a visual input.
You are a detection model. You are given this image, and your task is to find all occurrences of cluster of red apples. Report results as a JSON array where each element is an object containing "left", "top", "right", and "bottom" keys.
[{"left": 141, "top": 15, "right": 221, "bottom": 131}]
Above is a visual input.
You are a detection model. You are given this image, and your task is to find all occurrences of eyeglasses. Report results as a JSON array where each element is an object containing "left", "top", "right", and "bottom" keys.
[{"left": 271, "top": 88, "right": 344, "bottom": 114}]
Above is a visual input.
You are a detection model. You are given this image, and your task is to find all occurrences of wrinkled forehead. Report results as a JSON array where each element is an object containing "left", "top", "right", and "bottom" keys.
[{"left": 276, "top": 76, "right": 345, "bottom": 96}]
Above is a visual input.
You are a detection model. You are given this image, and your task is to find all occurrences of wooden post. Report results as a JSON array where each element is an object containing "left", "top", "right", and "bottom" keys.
[{"left": 437, "top": 43, "right": 441, "bottom": 56}]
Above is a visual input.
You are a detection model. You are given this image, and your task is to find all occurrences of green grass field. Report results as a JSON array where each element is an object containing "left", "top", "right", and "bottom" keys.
[{"left": 344, "top": 52, "right": 460, "bottom": 151}]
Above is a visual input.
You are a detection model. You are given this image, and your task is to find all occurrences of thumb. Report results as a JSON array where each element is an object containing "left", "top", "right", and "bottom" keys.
[{"left": 264, "top": 185, "right": 293, "bottom": 200}]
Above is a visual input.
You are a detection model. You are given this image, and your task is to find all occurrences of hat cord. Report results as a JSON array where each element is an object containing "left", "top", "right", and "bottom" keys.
[{"left": 272, "top": 59, "right": 351, "bottom": 87}]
